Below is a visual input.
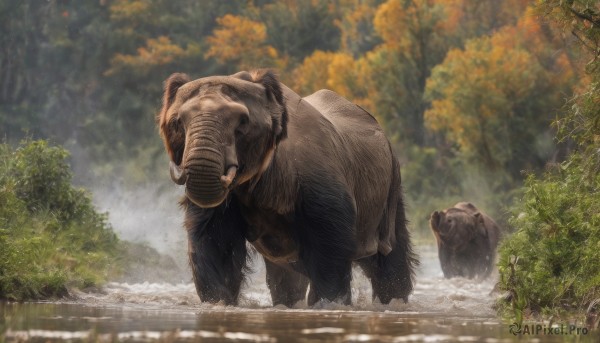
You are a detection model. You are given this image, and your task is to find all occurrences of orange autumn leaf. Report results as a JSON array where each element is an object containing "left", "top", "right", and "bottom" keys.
[
  {"left": 107, "top": 36, "right": 200, "bottom": 76},
  {"left": 205, "top": 14, "right": 281, "bottom": 70}
]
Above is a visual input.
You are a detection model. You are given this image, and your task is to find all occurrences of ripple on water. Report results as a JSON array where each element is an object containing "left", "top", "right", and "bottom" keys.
[
  {"left": 65, "top": 245, "right": 499, "bottom": 321},
  {"left": 4, "top": 248, "right": 595, "bottom": 342}
]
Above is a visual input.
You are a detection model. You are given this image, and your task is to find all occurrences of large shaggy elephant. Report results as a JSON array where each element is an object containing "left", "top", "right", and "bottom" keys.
[
  {"left": 157, "top": 70, "right": 417, "bottom": 306},
  {"left": 430, "top": 202, "right": 500, "bottom": 279}
]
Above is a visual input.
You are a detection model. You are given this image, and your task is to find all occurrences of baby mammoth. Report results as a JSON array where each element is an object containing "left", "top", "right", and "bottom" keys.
[{"left": 430, "top": 202, "right": 500, "bottom": 279}]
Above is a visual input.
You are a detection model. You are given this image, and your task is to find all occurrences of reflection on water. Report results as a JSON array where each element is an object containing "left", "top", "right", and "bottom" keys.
[
  {"left": 1, "top": 246, "right": 597, "bottom": 342},
  {"left": 0, "top": 302, "right": 519, "bottom": 342}
]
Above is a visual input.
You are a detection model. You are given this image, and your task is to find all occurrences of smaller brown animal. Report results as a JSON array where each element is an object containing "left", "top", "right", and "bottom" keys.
[{"left": 430, "top": 202, "right": 500, "bottom": 279}]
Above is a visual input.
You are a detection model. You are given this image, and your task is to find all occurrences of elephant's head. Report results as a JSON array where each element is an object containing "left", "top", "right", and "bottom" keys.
[
  {"left": 430, "top": 208, "right": 486, "bottom": 250},
  {"left": 157, "top": 70, "right": 288, "bottom": 208}
]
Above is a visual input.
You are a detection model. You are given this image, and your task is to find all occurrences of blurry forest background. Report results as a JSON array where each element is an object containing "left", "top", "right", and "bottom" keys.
[
  {"left": 0, "top": 0, "right": 592, "bottom": 240},
  {"left": 2, "top": 0, "right": 600, "bottom": 317}
]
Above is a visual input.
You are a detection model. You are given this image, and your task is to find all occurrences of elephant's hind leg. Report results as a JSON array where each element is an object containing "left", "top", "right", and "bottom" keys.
[
  {"left": 365, "top": 246, "right": 414, "bottom": 304},
  {"left": 359, "top": 201, "right": 417, "bottom": 304},
  {"left": 264, "top": 259, "right": 309, "bottom": 307},
  {"left": 184, "top": 196, "right": 248, "bottom": 305}
]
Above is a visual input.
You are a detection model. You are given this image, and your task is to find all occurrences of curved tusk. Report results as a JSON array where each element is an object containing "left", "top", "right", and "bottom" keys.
[
  {"left": 169, "top": 161, "right": 187, "bottom": 185},
  {"left": 220, "top": 165, "right": 238, "bottom": 189}
]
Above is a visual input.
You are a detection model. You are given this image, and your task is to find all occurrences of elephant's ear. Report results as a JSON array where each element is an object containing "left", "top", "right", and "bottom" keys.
[
  {"left": 430, "top": 210, "right": 444, "bottom": 246},
  {"left": 430, "top": 211, "right": 441, "bottom": 232},
  {"left": 249, "top": 69, "right": 288, "bottom": 143},
  {"left": 230, "top": 71, "right": 253, "bottom": 82},
  {"left": 158, "top": 73, "right": 190, "bottom": 165},
  {"left": 474, "top": 212, "right": 488, "bottom": 237}
]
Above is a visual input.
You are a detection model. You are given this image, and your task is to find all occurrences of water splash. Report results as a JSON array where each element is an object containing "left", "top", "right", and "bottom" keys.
[{"left": 68, "top": 245, "right": 498, "bottom": 319}]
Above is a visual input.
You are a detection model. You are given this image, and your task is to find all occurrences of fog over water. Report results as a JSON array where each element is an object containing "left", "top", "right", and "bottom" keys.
[
  {"left": 79, "top": 177, "right": 500, "bottom": 315},
  {"left": 90, "top": 183, "right": 498, "bottom": 314},
  {"left": 92, "top": 183, "right": 189, "bottom": 271}
]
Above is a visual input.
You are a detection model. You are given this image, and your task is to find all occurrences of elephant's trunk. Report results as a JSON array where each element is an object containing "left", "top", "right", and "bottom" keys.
[
  {"left": 180, "top": 118, "right": 237, "bottom": 208},
  {"left": 184, "top": 146, "right": 227, "bottom": 207}
]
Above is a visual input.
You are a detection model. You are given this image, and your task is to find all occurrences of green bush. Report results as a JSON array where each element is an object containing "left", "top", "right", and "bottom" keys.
[
  {"left": 497, "top": 153, "right": 600, "bottom": 321},
  {"left": 0, "top": 140, "right": 121, "bottom": 301}
]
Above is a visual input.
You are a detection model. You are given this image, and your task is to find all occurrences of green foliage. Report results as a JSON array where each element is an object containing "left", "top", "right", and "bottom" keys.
[
  {"left": 367, "top": 0, "right": 451, "bottom": 146},
  {"left": 336, "top": 0, "right": 383, "bottom": 56},
  {"left": 424, "top": 27, "right": 569, "bottom": 179},
  {"left": 258, "top": 0, "right": 341, "bottom": 63},
  {"left": 0, "top": 140, "right": 121, "bottom": 301},
  {"left": 0, "top": 1, "right": 109, "bottom": 143},
  {"left": 535, "top": 0, "right": 600, "bottom": 61},
  {"left": 556, "top": 80, "right": 600, "bottom": 178},
  {"left": 497, "top": 154, "right": 600, "bottom": 319},
  {"left": 535, "top": 1, "right": 600, "bottom": 169},
  {"left": 496, "top": 0, "right": 600, "bottom": 321}
]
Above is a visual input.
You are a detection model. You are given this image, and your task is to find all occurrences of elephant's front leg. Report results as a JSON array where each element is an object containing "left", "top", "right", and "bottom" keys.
[
  {"left": 296, "top": 182, "right": 356, "bottom": 306},
  {"left": 184, "top": 197, "right": 248, "bottom": 305},
  {"left": 264, "top": 259, "right": 309, "bottom": 307}
]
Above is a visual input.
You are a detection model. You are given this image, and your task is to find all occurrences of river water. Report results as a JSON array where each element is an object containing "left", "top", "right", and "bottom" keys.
[{"left": 2, "top": 246, "right": 597, "bottom": 342}]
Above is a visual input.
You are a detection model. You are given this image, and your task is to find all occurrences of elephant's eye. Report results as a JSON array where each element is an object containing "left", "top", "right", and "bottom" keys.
[
  {"left": 236, "top": 115, "right": 250, "bottom": 136},
  {"left": 169, "top": 116, "right": 183, "bottom": 132}
]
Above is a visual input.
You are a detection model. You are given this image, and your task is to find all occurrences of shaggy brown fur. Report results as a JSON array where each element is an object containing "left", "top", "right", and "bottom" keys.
[
  {"left": 430, "top": 202, "right": 500, "bottom": 279},
  {"left": 157, "top": 69, "right": 417, "bottom": 306}
]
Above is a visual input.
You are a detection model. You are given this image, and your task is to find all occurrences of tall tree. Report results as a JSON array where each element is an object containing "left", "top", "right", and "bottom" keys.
[
  {"left": 86, "top": 0, "right": 244, "bottom": 163},
  {"left": 366, "top": 0, "right": 450, "bottom": 146},
  {"left": 256, "top": 0, "right": 342, "bottom": 63},
  {"left": 0, "top": 0, "right": 111, "bottom": 143},
  {"left": 536, "top": 0, "right": 600, "bottom": 174},
  {"left": 205, "top": 14, "right": 281, "bottom": 71},
  {"left": 335, "top": 0, "right": 383, "bottom": 56},
  {"left": 438, "top": 0, "right": 530, "bottom": 39},
  {"left": 424, "top": 13, "right": 576, "bottom": 178},
  {"left": 290, "top": 50, "right": 375, "bottom": 125}
]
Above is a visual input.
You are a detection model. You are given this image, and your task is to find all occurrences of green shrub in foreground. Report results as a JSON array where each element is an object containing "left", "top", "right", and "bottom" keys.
[
  {"left": 0, "top": 140, "right": 121, "bottom": 301},
  {"left": 497, "top": 153, "right": 600, "bottom": 322}
]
